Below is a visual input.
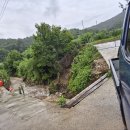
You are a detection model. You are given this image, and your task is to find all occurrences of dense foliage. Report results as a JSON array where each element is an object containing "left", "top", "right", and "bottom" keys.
[
  {"left": 58, "top": 95, "right": 66, "bottom": 106},
  {"left": 17, "top": 23, "right": 73, "bottom": 84},
  {"left": 0, "top": 63, "right": 10, "bottom": 87},
  {"left": 0, "top": 48, "right": 8, "bottom": 62},
  {"left": 0, "top": 37, "right": 33, "bottom": 62},
  {"left": 80, "top": 29, "right": 121, "bottom": 43},
  {"left": 68, "top": 44, "right": 101, "bottom": 94},
  {"left": 1, "top": 21, "right": 121, "bottom": 95},
  {"left": 4, "top": 50, "right": 22, "bottom": 76}
]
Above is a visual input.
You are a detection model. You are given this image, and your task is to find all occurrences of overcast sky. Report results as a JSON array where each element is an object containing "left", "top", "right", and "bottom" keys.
[{"left": 0, "top": 0, "right": 126, "bottom": 38}]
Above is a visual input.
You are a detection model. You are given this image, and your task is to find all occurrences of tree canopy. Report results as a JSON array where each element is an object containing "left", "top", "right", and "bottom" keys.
[
  {"left": 4, "top": 50, "right": 22, "bottom": 76},
  {"left": 18, "top": 23, "right": 73, "bottom": 84}
]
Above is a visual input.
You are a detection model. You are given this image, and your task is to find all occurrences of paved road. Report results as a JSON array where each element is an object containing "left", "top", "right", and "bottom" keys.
[
  {"left": 0, "top": 41, "right": 124, "bottom": 130},
  {"left": 95, "top": 40, "right": 120, "bottom": 66}
]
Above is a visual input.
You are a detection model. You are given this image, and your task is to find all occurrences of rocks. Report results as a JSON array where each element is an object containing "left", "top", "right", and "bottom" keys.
[
  {"left": 92, "top": 58, "right": 108, "bottom": 77},
  {"left": 45, "top": 94, "right": 59, "bottom": 102},
  {"left": 10, "top": 77, "right": 50, "bottom": 100},
  {"left": 45, "top": 92, "right": 62, "bottom": 102},
  {"left": 27, "top": 87, "right": 50, "bottom": 100},
  {"left": 0, "top": 87, "right": 14, "bottom": 102}
]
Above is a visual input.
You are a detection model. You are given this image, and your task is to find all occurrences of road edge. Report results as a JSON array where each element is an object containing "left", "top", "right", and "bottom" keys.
[{"left": 63, "top": 74, "right": 108, "bottom": 108}]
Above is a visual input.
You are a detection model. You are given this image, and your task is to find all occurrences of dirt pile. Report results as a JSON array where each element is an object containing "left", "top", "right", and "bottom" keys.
[{"left": 92, "top": 58, "right": 109, "bottom": 79}]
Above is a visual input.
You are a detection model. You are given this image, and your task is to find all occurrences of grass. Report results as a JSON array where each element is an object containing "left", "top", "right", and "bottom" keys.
[
  {"left": 68, "top": 44, "right": 103, "bottom": 94},
  {"left": 58, "top": 95, "right": 66, "bottom": 107},
  {"left": 91, "top": 36, "right": 120, "bottom": 45},
  {"left": 67, "top": 34, "right": 115, "bottom": 96}
]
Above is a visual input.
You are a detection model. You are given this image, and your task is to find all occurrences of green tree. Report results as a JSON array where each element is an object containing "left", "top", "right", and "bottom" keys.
[
  {"left": 79, "top": 32, "right": 94, "bottom": 44},
  {"left": 31, "top": 43, "right": 59, "bottom": 83},
  {"left": 0, "top": 68, "right": 10, "bottom": 88},
  {"left": 22, "top": 47, "right": 33, "bottom": 59},
  {"left": 18, "top": 23, "right": 73, "bottom": 84},
  {"left": 0, "top": 48, "right": 8, "bottom": 62},
  {"left": 34, "top": 23, "right": 73, "bottom": 59},
  {"left": 4, "top": 50, "right": 22, "bottom": 76},
  {"left": 28, "top": 23, "right": 73, "bottom": 83}
]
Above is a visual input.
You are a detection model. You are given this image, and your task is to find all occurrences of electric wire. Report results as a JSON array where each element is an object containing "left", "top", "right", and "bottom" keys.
[{"left": 0, "top": 0, "right": 9, "bottom": 22}]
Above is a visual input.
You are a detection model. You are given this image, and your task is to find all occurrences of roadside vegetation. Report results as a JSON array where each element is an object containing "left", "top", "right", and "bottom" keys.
[
  {"left": 0, "top": 22, "right": 121, "bottom": 99},
  {"left": 58, "top": 95, "right": 66, "bottom": 107},
  {"left": 0, "top": 63, "right": 10, "bottom": 88},
  {"left": 68, "top": 44, "right": 101, "bottom": 94}
]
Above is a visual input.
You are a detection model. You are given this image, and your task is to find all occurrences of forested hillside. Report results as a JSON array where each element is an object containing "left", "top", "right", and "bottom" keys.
[
  {"left": 70, "top": 12, "right": 125, "bottom": 37},
  {"left": 88, "top": 11, "right": 125, "bottom": 30},
  {"left": 0, "top": 37, "right": 33, "bottom": 62}
]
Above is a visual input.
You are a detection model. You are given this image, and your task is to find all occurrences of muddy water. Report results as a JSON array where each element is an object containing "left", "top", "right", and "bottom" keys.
[{"left": 10, "top": 77, "right": 50, "bottom": 99}]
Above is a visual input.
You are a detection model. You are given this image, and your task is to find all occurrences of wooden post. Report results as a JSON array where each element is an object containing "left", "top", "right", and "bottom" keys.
[
  {"left": 20, "top": 85, "right": 25, "bottom": 95},
  {"left": 19, "top": 87, "right": 22, "bottom": 94}
]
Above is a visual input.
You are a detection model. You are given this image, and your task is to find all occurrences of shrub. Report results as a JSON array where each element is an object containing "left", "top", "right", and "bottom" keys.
[
  {"left": 17, "top": 58, "right": 32, "bottom": 78},
  {"left": 68, "top": 66, "right": 92, "bottom": 93},
  {"left": 79, "top": 32, "right": 94, "bottom": 44},
  {"left": 18, "top": 58, "right": 42, "bottom": 83},
  {"left": 68, "top": 44, "right": 101, "bottom": 94},
  {"left": 58, "top": 95, "right": 66, "bottom": 107},
  {"left": 107, "top": 70, "right": 112, "bottom": 78},
  {"left": 65, "top": 39, "right": 81, "bottom": 54},
  {"left": 4, "top": 50, "right": 22, "bottom": 76},
  {"left": 0, "top": 68, "right": 10, "bottom": 88},
  {"left": 49, "top": 82, "right": 58, "bottom": 94},
  {"left": 0, "top": 63, "right": 4, "bottom": 70}
]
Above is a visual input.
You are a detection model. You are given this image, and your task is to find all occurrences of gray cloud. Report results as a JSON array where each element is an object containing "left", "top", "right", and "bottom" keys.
[
  {"left": 0, "top": 0, "right": 123, "bottom": 38},
  {"left": 44, "top": 0, "right": 60, "bottom": 18}
]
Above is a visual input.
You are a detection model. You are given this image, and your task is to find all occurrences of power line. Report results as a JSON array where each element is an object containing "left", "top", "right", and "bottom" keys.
[
  {"left": 0, "top": 0, "right": 7, "bottom": 20},
  {"left": 0, "top": 0, "right": 10, "bottom": 21},
  {"left": 0, "top": 0, "right": 9, "bottom": 22},
  {"left": 81, "top": 20, "right": 84, "bottom": 29}
]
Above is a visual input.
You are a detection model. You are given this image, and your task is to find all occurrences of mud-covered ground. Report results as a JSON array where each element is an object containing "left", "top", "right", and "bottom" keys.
[{"left": 0, "top": 78, "right": 123, "bottom": 130}]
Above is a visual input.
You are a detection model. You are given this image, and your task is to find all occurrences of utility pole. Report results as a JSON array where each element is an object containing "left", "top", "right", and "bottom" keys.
[
  {"left": 82, "top": 20, "right": 84, "bottom": 29},
  {"left": 96, "top": 21, "right": 98, "bottom": 25}
]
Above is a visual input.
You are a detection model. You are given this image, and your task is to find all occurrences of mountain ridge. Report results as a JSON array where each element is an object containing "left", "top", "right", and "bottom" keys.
[{"left": 88, "top": 11, "right": 125, "bottom": 30}]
